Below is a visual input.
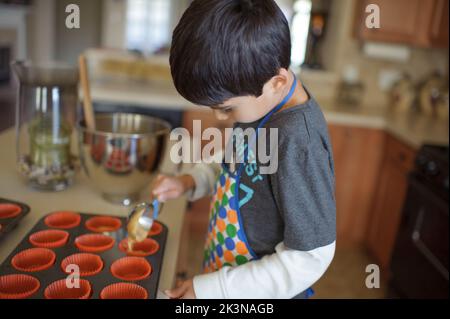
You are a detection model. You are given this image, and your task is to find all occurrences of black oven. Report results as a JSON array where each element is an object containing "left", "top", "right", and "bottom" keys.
[{"left": 389, "top": 145, "right": 449, "bottom": 299}]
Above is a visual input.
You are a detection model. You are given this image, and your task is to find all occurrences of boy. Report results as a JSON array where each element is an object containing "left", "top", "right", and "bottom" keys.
[{"left": 153, "top": 0, "right": 336, "bottom": 299}]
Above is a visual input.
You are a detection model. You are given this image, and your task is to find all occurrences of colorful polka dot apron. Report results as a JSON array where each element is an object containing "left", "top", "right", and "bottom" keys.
[
  {"left": 203, "top": 168, "right": 258, "bottom": 273},
  {"left": 201, "top": 75, "right": 314, "bottom": 298}
]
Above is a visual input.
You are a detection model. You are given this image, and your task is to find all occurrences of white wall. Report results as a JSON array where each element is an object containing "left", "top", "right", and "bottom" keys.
[
  {"left": 101, "top": 0, "right": 127, "bottom": 49},
  {"left": 54, "top": 0, "right": 102, "bottom": 64},
  {"left": 101, "top": 0, "right": 192, "bottom": 50}
]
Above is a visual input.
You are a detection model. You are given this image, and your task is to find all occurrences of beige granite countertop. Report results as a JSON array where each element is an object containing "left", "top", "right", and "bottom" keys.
[
  {"left": 90, "top": 82, "right": 449, "bottom": 149},
  {"left": 0, "top": 128, "right": 187, "bottom": 296},
  {"left": 318, "top": 101, "right": 449, "bottom": 149}
]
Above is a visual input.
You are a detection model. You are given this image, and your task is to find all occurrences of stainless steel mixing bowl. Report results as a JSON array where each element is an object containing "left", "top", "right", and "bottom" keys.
[{"left": 78, "top": 113, "right": 171, "bottom": 205}]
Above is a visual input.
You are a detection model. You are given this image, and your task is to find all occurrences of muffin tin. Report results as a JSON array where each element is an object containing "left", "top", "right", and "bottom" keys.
[
  {"left": 0, "top": 211, "right": 167, "bottom": 299},
  {"left": 0, "top": 198, "right": 30, "bottom": 239}
]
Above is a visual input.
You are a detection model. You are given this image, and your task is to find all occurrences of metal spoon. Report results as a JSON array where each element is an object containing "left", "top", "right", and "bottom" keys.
[{"left": 127, "top": 199, "right": 162, "bottom": 241}]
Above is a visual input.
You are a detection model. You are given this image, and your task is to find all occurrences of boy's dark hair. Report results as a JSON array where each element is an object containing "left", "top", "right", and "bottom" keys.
[{"left": 170, "top": 0, "right": 291, "bottom": 107}]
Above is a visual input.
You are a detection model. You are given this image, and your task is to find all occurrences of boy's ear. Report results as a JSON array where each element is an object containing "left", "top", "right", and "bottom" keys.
[{"left": 269, "top": 68, "right": 290, "bottom": 92}]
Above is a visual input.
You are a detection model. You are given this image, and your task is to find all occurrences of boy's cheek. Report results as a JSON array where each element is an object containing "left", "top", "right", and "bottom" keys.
[{"left": 214, "top": 110, "right": 231, "bottom": 121}]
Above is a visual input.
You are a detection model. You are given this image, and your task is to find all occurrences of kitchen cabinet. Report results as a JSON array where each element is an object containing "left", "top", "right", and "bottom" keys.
[
  {"left": 328, "top": 124, "right": 386, "bottom": 246},
  {"left": 354, "top": 0, "right": 449, "bottom": 48},
  {"left": 426, "top": 0, "right": 450, "bottom": 47},
  {"left": 367, "top": 134, "right": 417, "bottom": 273}
]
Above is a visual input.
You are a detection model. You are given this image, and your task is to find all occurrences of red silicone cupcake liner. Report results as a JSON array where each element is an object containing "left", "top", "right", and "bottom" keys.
[
  {"left": 74, "top": 233, "right": 115, "bottom": 253},
  {"left": 29, "top": 229, "right": 69, "bottom": 248},
  {"left": 110, "top": 257, "right": 152, "bottom": 281},
  {"left": 11, "top": 248, "right": 56, "bottom": 272},
  {"left": 100, "top": 283, "right": 148, "bottom": 299},
  {"left": 148, "top": 222, "right": 163, "bottom": 236},
  {"left": 44, "top": 211, "right": 81, "bottom": 229},
  {"left": 0, "top": 274, "right": 40, "bottom": 299},
  {"left": 61, "top": 253, "right": 104, "bottom": 277},
  {"left": 85, "top": 216, "right": 122, "bottom": 233},
  {"left": 44, "top": 279, "right": 91, "bottom": 299},
  {"left": 0, "top": 203, "right": 22, "bottom": 219},
  {"left": 119, "top": 238, "right": 160, "bottom": 257}
]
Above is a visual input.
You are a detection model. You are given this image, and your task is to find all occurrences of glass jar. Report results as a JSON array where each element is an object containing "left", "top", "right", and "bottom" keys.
[{"left": 12, "top": 61, "right": 78, "bottom": 191}]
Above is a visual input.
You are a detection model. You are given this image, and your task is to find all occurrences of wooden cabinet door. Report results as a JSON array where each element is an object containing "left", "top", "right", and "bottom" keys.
[
  {"left": 368, "top": 158, "right": 410, "bottom": 271},
  {"left": 355, "top": 0, "right": 449, "bottom": 48},
  {"left": 356, "top": 0, "right": 422, "bottom": 44},
  {"left": 428, "top": 0, "right": 449, "bottom": 47},
  {"left": 367, "top": 135, "right": 416, "bottom": 272},
  {"left": 328, "top": 125, "right": 385, "bottom": 246}
]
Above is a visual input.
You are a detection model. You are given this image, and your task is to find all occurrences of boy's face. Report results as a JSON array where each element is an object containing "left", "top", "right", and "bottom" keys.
[{"left": 210, "top": 68, "right": 292, "bottom": 124}]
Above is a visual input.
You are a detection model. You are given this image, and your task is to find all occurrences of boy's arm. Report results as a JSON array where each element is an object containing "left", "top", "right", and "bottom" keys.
[
  {"left": 184, "top": 162, "right": 222, "bottom": 201},
  {"left": 193, "top": 241, "right": 335, "bottom": 299}
]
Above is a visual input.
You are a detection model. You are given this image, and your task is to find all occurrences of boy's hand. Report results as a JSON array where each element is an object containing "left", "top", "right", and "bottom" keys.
[
  {"left": 152, "top": 174, "right": 195, "bottom": 202},
  {"left": 165, "top": 279, "right": 196, "bottom": 299}
]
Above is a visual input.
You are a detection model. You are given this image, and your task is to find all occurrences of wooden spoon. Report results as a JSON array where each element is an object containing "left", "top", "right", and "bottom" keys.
[{"left": 78, "top": 54, "right": 96, "bottom": 131}]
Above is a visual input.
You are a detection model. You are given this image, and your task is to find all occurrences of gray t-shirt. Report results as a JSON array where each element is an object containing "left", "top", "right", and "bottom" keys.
[{"left": 226, "top": 94, "right": 336, "bottom": 258}]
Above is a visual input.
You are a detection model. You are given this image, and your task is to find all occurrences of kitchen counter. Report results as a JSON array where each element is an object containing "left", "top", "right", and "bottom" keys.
[
  {"left": 319, "top": 102, "right": 449, "bottom": 149},
  {"left": 0, "top": 128, "right": 188, "bottom": 296},
  {"left": 90, "top": 82, "right": 449, "bottom": 149},
  {"left": 91, "top": 81, "right": 198, "bottom": 111}
]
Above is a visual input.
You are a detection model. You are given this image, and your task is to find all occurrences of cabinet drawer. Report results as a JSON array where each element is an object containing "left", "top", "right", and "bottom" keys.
[{"left": 386, "top": 135, "right": 416, "bottom": 172}]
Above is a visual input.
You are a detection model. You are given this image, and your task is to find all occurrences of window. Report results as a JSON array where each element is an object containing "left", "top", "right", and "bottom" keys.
[
  {"left": 291, "top": 0, "right": 312, "bottom": 67},
  {"left": 276, "top": 0, "right": 314, "bottom": 68},
  {"left": 126, "top": 0, "right": 172, "bottom": 54}
]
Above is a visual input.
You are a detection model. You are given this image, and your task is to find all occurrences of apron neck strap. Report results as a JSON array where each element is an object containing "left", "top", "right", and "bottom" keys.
[
  {"left": 236, "top": 73, "right": 298, "bottom": 176},
  {"left": 256, "top": 73, "right": 297, "bottom": 131}
]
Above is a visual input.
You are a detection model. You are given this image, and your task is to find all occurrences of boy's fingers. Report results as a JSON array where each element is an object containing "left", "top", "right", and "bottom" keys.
[
  {"left": 157, "top": 189, "right": 181, "bottom": 202},
  {"left": 153, "top": 174, "right": 166, "bottom": 185},
  {"left": 152, "top": 175, "right": 167, "bottom": 189},
  {"left": 152, "top": 178, "right": 173, "bottom": 195},
  {"left": 165, "top": 284, "right": 187, "bottom": 299}
]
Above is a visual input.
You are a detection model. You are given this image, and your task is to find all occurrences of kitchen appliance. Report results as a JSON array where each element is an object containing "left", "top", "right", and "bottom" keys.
[
  {"left": 12, "top": 61, "right": 79, "bottom": 191},
  {"left": 417, "top": 72, "right": 449, "bottom": 119},
  {"left": 0, "top": 211, "right": 167, "bottom": 299},
  {"left": 389, "top": 74, "right": 415, "bottom": 113},
  {"left": 389, "top": 145, "right": 449, "bottom": 298},
  {"left": 302, "top": 11, "right": 328, "bottom": 69},
  {"left": 0, "top": 198, "right": 30, "bottom": 239},
  {"left": 78, "top": 113, "right": 171, "bottom": 205},
  {"left": 337, "top": 65, "right": 365, "bottom": 106}
]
